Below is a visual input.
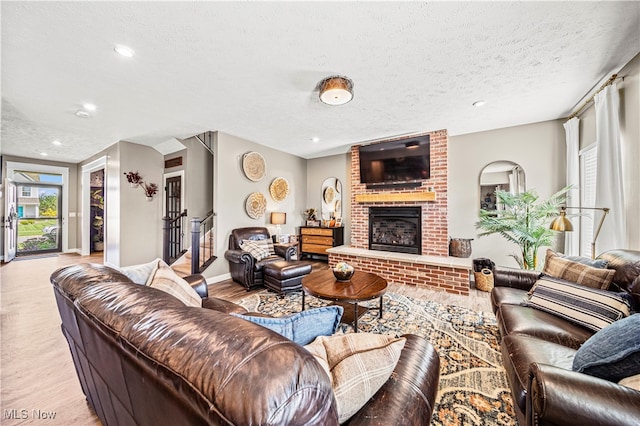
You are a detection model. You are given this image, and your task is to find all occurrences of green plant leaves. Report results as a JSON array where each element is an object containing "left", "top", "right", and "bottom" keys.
[{"left": 475, "top": 187, "right": 570, "bottom": 270}]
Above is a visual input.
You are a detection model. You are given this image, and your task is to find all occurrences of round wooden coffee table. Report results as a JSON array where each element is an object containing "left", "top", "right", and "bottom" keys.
[{"left": 301, "top": 269, "right": 388, "bottom": 332}]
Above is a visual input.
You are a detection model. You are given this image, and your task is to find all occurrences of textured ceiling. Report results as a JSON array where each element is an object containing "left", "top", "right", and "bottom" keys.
[{"left": 1, "top": 2, "right": 639, "bottom": 163}]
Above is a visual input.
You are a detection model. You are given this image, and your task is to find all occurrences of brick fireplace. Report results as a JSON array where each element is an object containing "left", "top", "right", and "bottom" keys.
[
  {"left": 351, "top": 129, "right": 448, "bottom": 255},
  {"left": 329, "top": 129, "right": 471, "bottom": 295}
]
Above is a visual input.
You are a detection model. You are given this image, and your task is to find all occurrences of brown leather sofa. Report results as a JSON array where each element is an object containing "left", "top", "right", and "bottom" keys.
[
  {"left": 224, "top": 227, "right": 297, "bottom": 290},
  {"left": 51, "top": 263, "right": 441, "bottom": 425},
  {"left": 490, "top": 249, "right": 640, "bottom": 425}
]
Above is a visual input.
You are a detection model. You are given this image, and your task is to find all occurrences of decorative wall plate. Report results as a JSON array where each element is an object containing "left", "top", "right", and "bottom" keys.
[
  {"left": 269, "top": 177, "right": 289, "bottom": 202},
  {"left": 335, "top": 180, "right": 342, "bottom": 194},
  {"left": 323, "top": 186, "right": 335, "bottom": 204},
  {"left": 245, "top": 192, "right": 267, "bottom": 219},
  {"left": 242, "top": 151, "right": 267, "bottom": 182}
]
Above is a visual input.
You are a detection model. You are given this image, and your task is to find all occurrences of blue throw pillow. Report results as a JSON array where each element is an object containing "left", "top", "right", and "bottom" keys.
[
  {"left": 232, "top": 306, "right": 344, "bottom": 345},
  {"left": 572, "top": 314, "right": 640, "bottom": 381}
]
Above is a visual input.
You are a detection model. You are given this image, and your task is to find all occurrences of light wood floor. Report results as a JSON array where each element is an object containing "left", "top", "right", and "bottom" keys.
[{"left": 0, "top": 253, "right": 492, "bottom": 425}]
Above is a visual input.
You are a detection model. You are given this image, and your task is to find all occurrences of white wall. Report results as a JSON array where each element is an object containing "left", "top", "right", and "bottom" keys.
[
  {"left": 209, "top": 131, "right": 308, "bottom": 278},
  {"left": 449, "top": 120, "right": 566, "bottom": 267},
  {"left": 306, "top": 153, "right": 352, "bottom": 244},
  {"left": 118, "top": 142, "right": 164, "bottom": 266},
  {"left": 80, "top": 141, "right": 164, "bottom": 267},
  {"left": 184, "top": 137, "right": 214, "bottom": 220}
]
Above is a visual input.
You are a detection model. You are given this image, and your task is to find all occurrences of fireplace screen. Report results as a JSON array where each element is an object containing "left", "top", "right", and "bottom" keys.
[{"left": 369, "top": 207, "right": 421, "bottom": 254}]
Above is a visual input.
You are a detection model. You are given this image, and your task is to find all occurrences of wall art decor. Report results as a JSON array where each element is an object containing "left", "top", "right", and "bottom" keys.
[
  {"left": 269, "top": 177, "right": 289, "bottom": 202},
  {"left": 245, "top": 192, "right": 267, "bottom": 219},
  {"left": 242, "top": 151, "right": 267, "bottom": 182}
]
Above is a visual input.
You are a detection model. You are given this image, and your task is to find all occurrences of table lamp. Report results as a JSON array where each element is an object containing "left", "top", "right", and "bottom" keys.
[{"left": 271, "top": 212, "right": 286, "bottom": 241}]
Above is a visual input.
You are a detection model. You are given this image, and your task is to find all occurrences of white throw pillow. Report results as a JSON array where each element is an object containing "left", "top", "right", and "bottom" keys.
[
  {"left": 118, "top": 258, "right": 162, "bottom": 284},
  {"left": 146, "top": 260, "right": 202, "bottom": 307}
]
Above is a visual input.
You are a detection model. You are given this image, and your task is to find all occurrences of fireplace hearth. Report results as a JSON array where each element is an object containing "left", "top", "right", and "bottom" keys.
[{"left": 369, "top": 207, "right": 421, "bottom": 254}]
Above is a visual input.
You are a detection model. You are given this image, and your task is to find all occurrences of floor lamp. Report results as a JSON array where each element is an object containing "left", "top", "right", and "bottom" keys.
[{"left": 549, "top": 206, "right": 610, "bottom": 259}]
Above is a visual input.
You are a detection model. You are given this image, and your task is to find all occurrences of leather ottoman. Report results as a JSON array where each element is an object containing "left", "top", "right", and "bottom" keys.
[{"left": 263, "top": 260, "right": 312, "bottom": 295}]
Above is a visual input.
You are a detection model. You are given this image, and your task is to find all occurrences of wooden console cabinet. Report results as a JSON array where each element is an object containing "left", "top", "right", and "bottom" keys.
[{"left": 300, "top": 227, "right": 344, "bottom": 259}]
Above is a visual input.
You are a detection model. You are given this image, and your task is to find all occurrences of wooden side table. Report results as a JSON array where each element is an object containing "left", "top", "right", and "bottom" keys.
[{"left": 301, "top": 269, "right": 388, "bottom": 332}]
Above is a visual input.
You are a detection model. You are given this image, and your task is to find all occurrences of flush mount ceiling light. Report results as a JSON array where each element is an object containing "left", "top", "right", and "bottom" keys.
[
  {"left": 114, "top": 44, "right": 135, "bottom": 58},
  {"left": 319, "top": 75, "right": 354, "bottom": 105},
  {"left": 75, "top": 110, "right": 91, "bottom": 118}
]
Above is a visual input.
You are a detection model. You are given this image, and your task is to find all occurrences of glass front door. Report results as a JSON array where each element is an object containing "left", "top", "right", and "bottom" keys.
[{"left": 16, "top": 184, "right": 62, "bottom": 255}]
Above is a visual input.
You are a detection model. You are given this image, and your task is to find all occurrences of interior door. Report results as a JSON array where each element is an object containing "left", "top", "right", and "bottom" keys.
[
  {"left": 165, "top": 175, "right": 183, "bottom": 261},
  {"left": 4, "top": 179, "right": 17, "bottom": 262}
]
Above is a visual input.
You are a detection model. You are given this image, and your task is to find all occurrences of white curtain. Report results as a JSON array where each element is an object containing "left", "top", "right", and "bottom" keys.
[
  {"left": 563, "top": 117, "right": 580, "bottom": 255},
  {"left": 594, "top": 83, "right": 626, "bottom": 253}
]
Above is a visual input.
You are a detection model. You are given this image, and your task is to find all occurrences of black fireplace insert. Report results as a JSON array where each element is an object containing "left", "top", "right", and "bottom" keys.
[{"left": 369, "top": 207, "right": 421, "bottom": 254}]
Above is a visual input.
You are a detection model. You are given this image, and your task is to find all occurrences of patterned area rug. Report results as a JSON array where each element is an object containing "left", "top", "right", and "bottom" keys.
[{"left": 237, "top": 291, "right": 516, "bottom": 426}]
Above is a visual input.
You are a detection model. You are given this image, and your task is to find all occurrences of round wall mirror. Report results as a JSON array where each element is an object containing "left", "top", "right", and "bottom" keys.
[
  {"left": 479, "top": 161, "right": 525, "bottom": 211},
  {"left": 321, "top": 177, "right": 342, "bottom": 222}
]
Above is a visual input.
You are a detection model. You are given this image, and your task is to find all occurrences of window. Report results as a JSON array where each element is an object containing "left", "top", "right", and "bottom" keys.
[
  {"left": 21, "top": 186, "right": 32, "bottom": 197},
  {"left": 579, "top": 144, "right": 597, "bottom": 257}
]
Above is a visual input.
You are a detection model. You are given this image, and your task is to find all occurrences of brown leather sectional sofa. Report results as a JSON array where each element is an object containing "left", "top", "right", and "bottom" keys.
[
  {"left": 490, "top": 249, "right": 640, "bottom": 425},
  {"left": 51, "top": 263, "right": 440, "bottom": 425}
]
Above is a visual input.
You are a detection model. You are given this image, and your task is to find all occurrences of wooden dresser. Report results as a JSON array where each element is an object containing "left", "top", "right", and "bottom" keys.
[{"left": 300, "top": 227, "right": 344, "bottom": 259}]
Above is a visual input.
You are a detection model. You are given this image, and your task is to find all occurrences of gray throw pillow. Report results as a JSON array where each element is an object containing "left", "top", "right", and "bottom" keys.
[
  {"left": 572, "top": 314, "right": 640, "bottom": 382},
  {"left": 561, "top": 254, "right": 609, "bottom": 269}
]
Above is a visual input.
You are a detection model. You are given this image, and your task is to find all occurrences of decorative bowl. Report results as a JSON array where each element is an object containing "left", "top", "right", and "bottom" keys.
[{"left": 332, "top": 262, "right": 355, "bottom": 282}]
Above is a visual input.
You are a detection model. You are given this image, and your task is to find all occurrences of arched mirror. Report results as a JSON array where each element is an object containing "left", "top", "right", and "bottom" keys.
[
  {"left": 479, "top": 161, "right": 525, "bottom": 211},
  {"left": 321, "top": 177, "right": 342, "bottom": 222}
]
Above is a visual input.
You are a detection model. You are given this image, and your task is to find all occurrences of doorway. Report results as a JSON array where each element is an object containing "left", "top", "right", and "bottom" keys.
[
  {"left": 15, "top": 183, "right": 63, "bottom": 255},
  {"left": 164, "top": 172, "right": 186, "bottom": 263}
]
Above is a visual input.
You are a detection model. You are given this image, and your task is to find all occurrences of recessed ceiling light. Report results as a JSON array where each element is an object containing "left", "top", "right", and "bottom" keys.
[
  {"left": 82, "top": 103, "right": 97, "bottom": 111},
  {"left": 473, "top": 100, "right": 487, "bottom": 107},
  {"left": 311, "top": 136, "right": 320, "bottom": 143},
  {"left": 114, "top": 44, "right": 135, "bottom": 58},
  {"left": 40, "top": 152, "right": 48, "bottom": 156},
  {"left": 75, "top": 110, "right": 91, "bottom": 118},
  {"left": 52, "top": 140, "right": 62, "bottom": 146}
]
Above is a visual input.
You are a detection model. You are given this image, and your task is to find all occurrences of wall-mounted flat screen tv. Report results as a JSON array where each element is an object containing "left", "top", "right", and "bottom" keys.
[{"left": 359, "top": 135, "right": 430, "bottom": 185}]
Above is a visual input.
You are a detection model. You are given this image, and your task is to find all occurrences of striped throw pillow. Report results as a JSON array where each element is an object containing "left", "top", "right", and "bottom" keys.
[
  {"left": 543, "top": 249, "right": 615, "bottom": 290},
  {"left": 527, "top": 275, "right": 631, "bottom": 332}
]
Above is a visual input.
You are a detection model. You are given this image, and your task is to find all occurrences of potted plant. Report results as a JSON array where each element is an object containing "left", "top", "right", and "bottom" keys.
[
  {"left": 143, "top": 182, "right": 159, "bottom": 200},
  {"left": 475, "top": 187, "right": 569, "bottom": 270},
  {"left": 92, "top": 215, "right": 104, "bottom": 251},
  {"left": 124, "top": 171, "right": 143, "bottom": 187}
]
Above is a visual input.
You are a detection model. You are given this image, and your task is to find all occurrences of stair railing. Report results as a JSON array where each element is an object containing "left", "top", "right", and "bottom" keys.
[
  {"left": 162, "top": 209, "right": 188, "bottom": 265},
  {"left": 190, "top": 210, "right": 216, "bottom": 274}
]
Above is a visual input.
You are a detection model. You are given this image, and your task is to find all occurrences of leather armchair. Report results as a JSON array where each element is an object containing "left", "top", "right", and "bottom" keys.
[{"left": 224, "top": 227, "right": 296, "bottom": 290}]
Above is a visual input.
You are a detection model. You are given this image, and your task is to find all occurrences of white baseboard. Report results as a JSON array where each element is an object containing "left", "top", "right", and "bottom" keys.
[{"left": 207, "top": 273, "right": 231, "bottom": 284}]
